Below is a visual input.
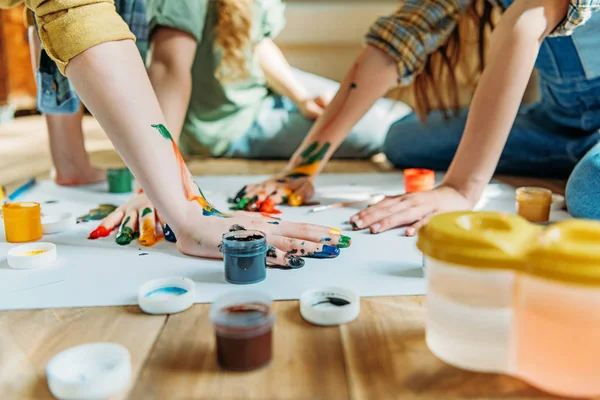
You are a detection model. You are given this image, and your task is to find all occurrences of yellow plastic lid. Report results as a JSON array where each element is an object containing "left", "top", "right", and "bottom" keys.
[
  {"left": 417, "top": 211, "right": 541, "bottom": 269},
  {"left": 527, "top": 219, "right": 600, "bottom": 286}
]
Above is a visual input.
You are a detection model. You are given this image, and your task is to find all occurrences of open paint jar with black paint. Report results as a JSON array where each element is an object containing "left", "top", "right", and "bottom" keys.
[
  {"left": 210, "top": 291, "right": 275, "bottom": 371},
  {"left": 221, "top": 230, "right": 267, "bottom": 285}
]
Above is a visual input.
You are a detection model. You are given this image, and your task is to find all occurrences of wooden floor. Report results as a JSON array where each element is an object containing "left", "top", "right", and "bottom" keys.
[{"left": 0, "top": 116, "right": 568, "bottom": 400}]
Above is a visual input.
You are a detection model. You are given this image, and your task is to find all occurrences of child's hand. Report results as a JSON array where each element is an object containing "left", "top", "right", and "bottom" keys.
[
  {"left": 349, "top": 186, "right": 476, "bottom": 236},
  {"left": 230, "top": 176, "right": 315, "bottom": 211},
  {"left": 298, "top": 95, "right": 330, "bottom": 120},
  {"left": 174, "top": 200, "right": 350, "bottom": 267},
  {"left": 89, "top": 191, "right": 162, "bottom": 246}
]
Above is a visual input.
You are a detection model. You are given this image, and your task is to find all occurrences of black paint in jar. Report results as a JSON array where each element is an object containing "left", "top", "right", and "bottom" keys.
[{"left": 221, "top": 230, "right": 267, "bottom": 285}]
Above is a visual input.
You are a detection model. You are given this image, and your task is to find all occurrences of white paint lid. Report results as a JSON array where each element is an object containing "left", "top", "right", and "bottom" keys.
[
  {"left": 300, "top": 287, "right": 360, "bottom": 326},
  {"left": 46, "top": 343, "right": 131, "bottom": 400},
  {"left": 552, "top": 194, "right": 566, "bottom": 210},
  {"left": 138, "top": 277, "right": 196, "bottom": 315},
  {"left": 7, "top": 242, "right": 57, "bottom": 269},
  {"left": 42, "top": 213, "right": 76, "bottom": 234}
]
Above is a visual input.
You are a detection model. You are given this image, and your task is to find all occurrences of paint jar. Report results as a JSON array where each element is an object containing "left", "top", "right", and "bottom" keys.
[
  {"left": 417, "top": 211, "right": 540, "bottom": 373},
  {"left": 515, "top": 187, "right": 552, "bottom": 223},
  {"left": 107, "top": 168, "right": 132, "bottom": 193},
  {"left": 513, "top": 220, "right": 600, "bottom": 398},
  {"left": 2, "top": 202, "right": 43, "bottom": 243},
  {"left": 221, "top": 230, "right": 267, "bottom": 285},
  {"left": 210, "top": 291, "right": 275, "bottom": 371},
  {"left": 404, "top": 168, "right": 435, "bottom": 193}
]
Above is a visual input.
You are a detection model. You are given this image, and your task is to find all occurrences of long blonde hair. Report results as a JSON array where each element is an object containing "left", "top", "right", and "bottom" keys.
[
  {"left": 214, "top": 0, "right": 254, "bottom": 82},
  {"left": 404, "top": 0, "right": 503, "bottom": 122}
]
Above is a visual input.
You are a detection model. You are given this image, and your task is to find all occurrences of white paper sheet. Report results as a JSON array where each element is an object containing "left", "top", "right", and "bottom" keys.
[{"left": 0, "top": 174, "right": 569, "bottom": 310}]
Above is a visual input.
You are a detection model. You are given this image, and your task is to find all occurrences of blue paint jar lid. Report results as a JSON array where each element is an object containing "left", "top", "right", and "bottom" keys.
[
  {"left": 138, "top": 277, "right": 196, "bottom": 315},
  {"left": 221, "top": 230, "right": 267, "bottom": 256},
  {"left": 210, "top": 291, "right": 275, "bottom": 338}
]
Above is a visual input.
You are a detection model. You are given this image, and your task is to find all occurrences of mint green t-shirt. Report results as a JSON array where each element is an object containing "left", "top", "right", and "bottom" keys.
[{"left": 147, "top": 0, "right": 286, "bottom": 156}]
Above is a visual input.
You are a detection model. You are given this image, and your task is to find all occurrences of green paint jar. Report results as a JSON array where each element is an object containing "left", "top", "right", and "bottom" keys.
[{"left": 107, "top": 168, "right": 132, "bottom": 193}]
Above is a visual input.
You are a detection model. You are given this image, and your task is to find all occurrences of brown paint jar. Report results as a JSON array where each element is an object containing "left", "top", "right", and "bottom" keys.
[
  {"left": 516, "top": 187, "right": 552, "bottom": 223},
  {"left": 210, "top": 291, "right": 275, "bottom": 371}
]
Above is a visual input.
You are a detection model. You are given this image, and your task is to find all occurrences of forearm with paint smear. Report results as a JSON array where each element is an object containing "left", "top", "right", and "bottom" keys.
[
  {"left": 65, "top": 40, "right": 221, "bottom": 237},
  {"left": 284, "top": 45, "right": 399, "bottom": 177}
]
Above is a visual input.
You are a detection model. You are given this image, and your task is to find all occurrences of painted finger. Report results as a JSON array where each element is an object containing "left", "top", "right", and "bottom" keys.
[
  {"left": 269, "top": 234, "right": 340, "bottom": 259},
  {"left": 369, "top": 205, "right": 432, "bottom": 234},
  {"left": 266, "top": 186, "right": 291, "bottom": 205},
  {"left": 351, "top": 198, "right": 412, "bottom": 230},
  {"left": 266, "top": 244, "right": 305, "bottom": 269},
  {"left": 163, "top": 223, "right": 177, "bottom": 243},
  {"left": 406, "top": 213, "right": 434, "bottom": 237},
  {"left": 138, "top": 206, "right": 158, "bottom": 247},
  {"left": 231, "top": 185, "right": 248, "bottom": 204},
  {"left": 116, "top": 210, "right": 138, "bottom": 246},
  {"left": 266, "top": 221, "right": 352, "bottom": 249},
  {"left": 88, "top": 207, "right": 125, "bottom": 239}
]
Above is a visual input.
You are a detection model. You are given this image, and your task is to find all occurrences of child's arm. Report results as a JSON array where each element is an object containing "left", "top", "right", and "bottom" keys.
[
  {"left": 234, "top": 0, "right": 473, "bottom": 209},
  {"left": 351, "top": 0, "right": 571, "bottom": 235},
  {"left": 147, "top": 28, "right": 198, "bottom": 143},
  {"left": 444, "top": 0, "right": 570, "bottom": 200},
  {"left": 22, "top": 0, "right": 349, "bottom": 265},
  {"left": 256, "top": 38, "right": 328, "bottom": 119}
]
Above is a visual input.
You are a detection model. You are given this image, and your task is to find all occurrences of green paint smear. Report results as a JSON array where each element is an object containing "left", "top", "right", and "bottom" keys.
[
  {"left": 116, "top": 227, "right": 136, "bottom": 246},
  {"left": 297, "top": 141, "right": 331, "bottom": 167},
  {"left": 121, "top": 216, "right": 131, "bottom": 229},
  {"left": 151, "top": 123, "right": 173, "bottom": 141},
  {"left": 141, "top": 207, "right": 153, "bottom": 217},
  {"left": 336, "top": 235, "right": 351, "bottom": 248},
  {"left": 300, "top": 141, "right": 319, "bottom": 159}
]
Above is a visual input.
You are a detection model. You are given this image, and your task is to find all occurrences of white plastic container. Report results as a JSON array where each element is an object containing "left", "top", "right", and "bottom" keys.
[
  {"left": 417, "top": 212, "right": 540, "bottom": 373},
  {"left": 513, "top": 220, "right": 600, "bottom": 398}
]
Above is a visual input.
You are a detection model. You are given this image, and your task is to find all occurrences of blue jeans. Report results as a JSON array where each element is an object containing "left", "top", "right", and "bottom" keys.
[
  {"left": 384, "top": 105, "right": 600, "bottom": 218},
  {"left": 223, "top": 69, "right": 411, "bottom": 159}
]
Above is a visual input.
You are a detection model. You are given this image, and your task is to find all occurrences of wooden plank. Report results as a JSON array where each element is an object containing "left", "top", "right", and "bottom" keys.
[
  {"left": 0, "top": 306, "right": 166, "bottom": 400},
  {"left": 342, "top": 296, "right": 562, "bottom": 400},
  {"left": 130, "top": 300, "right": 349, "bottom": 400}
]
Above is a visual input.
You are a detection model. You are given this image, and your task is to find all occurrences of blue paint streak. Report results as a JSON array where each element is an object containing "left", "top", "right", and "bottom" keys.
[
  {"left": 145, "top": 286, "right": 188, "bottom": 298},
  {"left": 268, "top": 221, "right": 280, "bottom": 225},
  {"left": 8, "top": 178, "right": 36, "bottom": 201},
  {"left": 164, "top": 224, "right": 177, "bottom": 242},
  {"left": 309, "top": 245, "right": 340, "bottom": 259},
  {"left": 319, "top": 237, "right": 332, "bottom": 243}
]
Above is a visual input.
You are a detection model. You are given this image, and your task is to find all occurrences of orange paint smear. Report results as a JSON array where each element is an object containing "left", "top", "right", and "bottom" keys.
[{"left": 139, "top": 219, "right": 157, "bottom": 247}]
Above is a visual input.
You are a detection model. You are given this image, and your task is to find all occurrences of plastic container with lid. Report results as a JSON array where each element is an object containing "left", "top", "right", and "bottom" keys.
[
  {"left": 210, "top": 291, "right": 275, "bottom": 371},
  {"left": 513, "top": 220, "right": 600, "bottom": 399},
  {"left": 417, "top": 211, "right": 540, "bottom": 373}
]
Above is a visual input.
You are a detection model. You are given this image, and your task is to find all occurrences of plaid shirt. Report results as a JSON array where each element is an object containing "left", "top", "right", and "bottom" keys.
[
  {"left": 36, "top": 0, "right": 148, "bottom": 114},
  {"left": 366, "top": 0, "right": 600, "bottom": 86}
]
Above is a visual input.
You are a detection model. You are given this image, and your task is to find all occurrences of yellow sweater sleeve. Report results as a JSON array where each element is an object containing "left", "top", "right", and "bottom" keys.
[
  {"left": 23, "top": 0, "right": 134, "bottom": 75},
  {"left": 0, "top": 0, "right": 24, "bottom": 7}
]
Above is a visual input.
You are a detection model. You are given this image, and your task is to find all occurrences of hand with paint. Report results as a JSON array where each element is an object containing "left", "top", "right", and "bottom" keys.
[
  {"left": 231, "top": 140, "right": 328, "bottom": 211},
  {"left": 349, "top": 185, "right": 474, "bottom": 236},
  {"left": 176, "top": 203, "right": 351, "bottom": 267},
  {"left": 89, "top": 191, "right": 163, "bottom": 246}
]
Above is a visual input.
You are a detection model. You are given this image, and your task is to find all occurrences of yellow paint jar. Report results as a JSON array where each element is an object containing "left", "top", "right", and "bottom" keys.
[
  {"left": 417, "top": 211, "right": 540, "bottom": 373},
  {"left": 514, "top": 219, "right": 600, "bottom": 398},
  {"left": 2, "top": 202, "right": 43, "bottom": 243},
  {"left": 515, "top": 187, "right": 552, "bottom": 223}
]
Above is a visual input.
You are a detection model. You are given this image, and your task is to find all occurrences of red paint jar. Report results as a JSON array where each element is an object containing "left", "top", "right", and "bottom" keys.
[
  {"left": 210, "top": 292, "right": 275, "bottom": 371},
  {"left": 404, "top": 168, "right": 435, "bottom": 193}
]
